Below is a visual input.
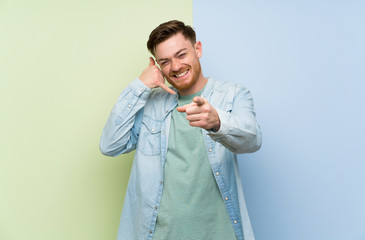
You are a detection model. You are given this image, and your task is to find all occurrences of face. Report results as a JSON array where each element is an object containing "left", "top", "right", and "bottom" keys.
[{"left": 154, "top": 33, "right": 206, "bottom": 95}]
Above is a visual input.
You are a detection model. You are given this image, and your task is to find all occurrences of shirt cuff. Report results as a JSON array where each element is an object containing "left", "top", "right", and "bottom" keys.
[
  {"left": 207, "top": 108, "right": 229, "bottom": 141},
  {"left": 129, "top": 78, "right": 151, "bottom": 99}
]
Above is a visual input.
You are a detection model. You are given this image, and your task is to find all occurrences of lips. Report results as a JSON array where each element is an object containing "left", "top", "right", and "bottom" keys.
[
  {"left": 171, "top": 67, "right": 190, "bottom": 79},
  {"left": 175, "top": 69, "right": 189, "bottom": 78}
]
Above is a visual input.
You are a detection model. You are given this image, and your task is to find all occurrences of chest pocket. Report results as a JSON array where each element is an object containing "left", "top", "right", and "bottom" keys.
[{"left": 139, "top": 116, "right": 162, "bottom": 156}]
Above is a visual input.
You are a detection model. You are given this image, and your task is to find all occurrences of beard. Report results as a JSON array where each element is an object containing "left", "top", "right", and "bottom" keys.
[{"left": 165, "top": 60, "right": 202, "bottom": 92}]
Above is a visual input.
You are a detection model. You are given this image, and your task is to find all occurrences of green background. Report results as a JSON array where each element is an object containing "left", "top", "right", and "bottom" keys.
[{"left": 0, "top": 0, "right": 192, "bottom": 239}]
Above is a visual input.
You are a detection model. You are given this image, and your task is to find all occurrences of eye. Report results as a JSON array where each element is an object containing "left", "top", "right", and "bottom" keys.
[{"left": 178, "top": 53, "right": 186, "bottom": 58}]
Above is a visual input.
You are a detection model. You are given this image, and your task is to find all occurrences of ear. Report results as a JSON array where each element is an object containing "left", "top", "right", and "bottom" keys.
[{"left": 194, "top": 41, "right": 202, "bottom": 58}]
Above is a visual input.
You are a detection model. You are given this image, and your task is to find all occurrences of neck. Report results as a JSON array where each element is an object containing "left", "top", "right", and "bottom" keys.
[{"left": 178, "top": 73, "right": 207, "bottom": 96}]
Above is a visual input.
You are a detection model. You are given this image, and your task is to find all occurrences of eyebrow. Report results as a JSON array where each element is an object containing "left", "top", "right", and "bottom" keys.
[{"left": 157, "top": 48, "right": 187, "bottom": 63}]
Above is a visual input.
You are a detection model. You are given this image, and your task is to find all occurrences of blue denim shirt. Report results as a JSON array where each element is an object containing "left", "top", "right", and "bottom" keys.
[{"left": 100, "top": 78, "right": 262, "bottom": 240}]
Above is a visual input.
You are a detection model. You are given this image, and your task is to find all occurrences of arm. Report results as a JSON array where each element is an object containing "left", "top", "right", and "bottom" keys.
[
  {"left": 99, "top": 78, "right": 151, "bottom": 156},
  {"left": 177, "top": 86, "right": 261, "bottom": 154},
  {"left": 207, "top": 87, "right": 262, "bottom": 154},
  {"left": 100, "top": 58, "right": 175, "bottom": 156}
]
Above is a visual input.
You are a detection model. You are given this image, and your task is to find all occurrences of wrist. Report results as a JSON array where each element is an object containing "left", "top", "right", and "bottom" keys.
[{"left": 211, "top": 119, "right": 221, "bottom": 132}]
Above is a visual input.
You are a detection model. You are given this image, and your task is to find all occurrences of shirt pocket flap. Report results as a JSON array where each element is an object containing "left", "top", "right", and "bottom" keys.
[
  {"left": 142, "top": 117, "right": 162, "bottom": 134},
  {"left": 139, "top": 116, "right": 162, "bottom": 156}
]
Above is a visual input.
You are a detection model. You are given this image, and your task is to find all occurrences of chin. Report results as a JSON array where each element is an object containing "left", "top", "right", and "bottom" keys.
[
  {"left": 167, "top": 68, "right": 201, "bottom": 92},
  {"left": 169, "top": 79, "right": 195, "bottom": 92}
]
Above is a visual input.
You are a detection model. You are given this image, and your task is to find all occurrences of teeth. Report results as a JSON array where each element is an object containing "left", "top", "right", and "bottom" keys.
[{"left": 175, "top": 70, "right": 188, "bottom": 78}]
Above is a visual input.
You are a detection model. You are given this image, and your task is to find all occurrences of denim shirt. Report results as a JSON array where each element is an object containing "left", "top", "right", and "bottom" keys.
[{"left": 100, "top": 77, "right": 262, "bottom": 240}]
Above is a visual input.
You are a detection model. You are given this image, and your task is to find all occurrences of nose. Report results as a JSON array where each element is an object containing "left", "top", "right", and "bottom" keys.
[{"left": 171, "top": 59, "right": 182, "bottom": 72}]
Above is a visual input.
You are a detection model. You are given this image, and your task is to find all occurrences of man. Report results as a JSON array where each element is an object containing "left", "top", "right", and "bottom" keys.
[{"left": 100, "top": 20, "right": 262, "bottom": 240}]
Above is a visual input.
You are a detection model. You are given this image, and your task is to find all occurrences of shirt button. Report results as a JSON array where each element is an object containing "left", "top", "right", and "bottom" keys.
[
  {"left": 216, "top": 172, "right": 220, "bottom": 176},
  {"left": 225, "top": 197, "right": 228, "bottom": 201},
  {"left": 128, "top": 104, "right": 131, "bottom": 108},
  {"left": 149, "top": 230, "right": 153, "bottom": 234},
  {"left": 234, "top": 220, "right": 237, "bottom": 224},
  {"left": 140, "top": 88, "right": 144, "bottom": 91},
  {"left": 154, "top": 206, "right": 158, "bottom": 210},
  {"left": 209, "top": 148, "right": 212, "bottom": 152},
  {"left": 151, "top": 129, "right": 155, "bottom": 132},
  {"left": 160, "top": 181, "right": 163, "bottom": 184}
]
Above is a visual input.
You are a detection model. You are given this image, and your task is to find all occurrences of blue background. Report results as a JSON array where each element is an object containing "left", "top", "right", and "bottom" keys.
[{"left": 194, "top": 1, "right": 365, "bottom": 239}]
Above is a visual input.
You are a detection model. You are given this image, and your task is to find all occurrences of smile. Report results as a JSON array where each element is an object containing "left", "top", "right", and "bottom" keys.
[{"left": 174, "top": 69, "right": 189, "bottom": 78}]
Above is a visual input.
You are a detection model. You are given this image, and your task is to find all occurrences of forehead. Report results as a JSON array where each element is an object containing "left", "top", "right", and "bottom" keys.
[{"left": 155, "top": 33, "right": 193, "bottom": 59}]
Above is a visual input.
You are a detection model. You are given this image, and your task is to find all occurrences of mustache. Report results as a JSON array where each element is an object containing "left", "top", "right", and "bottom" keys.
[{"left": 169, "top": 67, "right": 189, "bottom": 77}]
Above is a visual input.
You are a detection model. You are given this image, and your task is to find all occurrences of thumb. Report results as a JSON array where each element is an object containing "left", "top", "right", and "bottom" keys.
[
  {"left": 149, "top": 57, "right": 155, "bottom": 66},
  {"left": 193, "top": 96, "right": 206, "bottom": 106}
]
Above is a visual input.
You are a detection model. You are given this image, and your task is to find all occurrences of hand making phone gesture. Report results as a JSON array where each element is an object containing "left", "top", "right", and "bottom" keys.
[{"left": 139, "top": 57, "right": 176, "bottom": 95}]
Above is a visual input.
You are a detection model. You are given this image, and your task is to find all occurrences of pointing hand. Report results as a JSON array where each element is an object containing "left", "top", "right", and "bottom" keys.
[{"left": 177, "top": 96, "right": 221, "bottom": 131}]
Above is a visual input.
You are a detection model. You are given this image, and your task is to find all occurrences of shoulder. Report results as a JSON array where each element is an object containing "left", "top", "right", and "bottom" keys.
[
  {"left": 208, "top": 79, "right": 255, "bottom": 111},
  {"left": 210, "top": 78, "right": 249, "bottom": 97}
]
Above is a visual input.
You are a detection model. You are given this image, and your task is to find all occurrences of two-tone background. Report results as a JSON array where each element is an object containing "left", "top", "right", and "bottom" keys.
[{"left": 1, "top": 0, "right": 364, "bottom": 239}]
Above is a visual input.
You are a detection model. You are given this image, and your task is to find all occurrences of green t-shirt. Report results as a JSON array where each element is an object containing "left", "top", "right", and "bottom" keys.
[{"left": 153, "top": 90, "right": 237, "bottom": 240}]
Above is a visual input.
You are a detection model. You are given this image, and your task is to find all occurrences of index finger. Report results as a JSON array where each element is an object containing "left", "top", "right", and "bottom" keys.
[
  {"left": 176, "top": 102, "right": 196, "bottom": 112},
  {"left": 156, "top": 81, "right": 176, "bottom": 95}
]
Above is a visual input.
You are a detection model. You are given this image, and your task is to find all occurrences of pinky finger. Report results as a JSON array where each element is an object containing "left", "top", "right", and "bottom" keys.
[{"left": 157, "top": 82, "right": 176, "bottom": 95}]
